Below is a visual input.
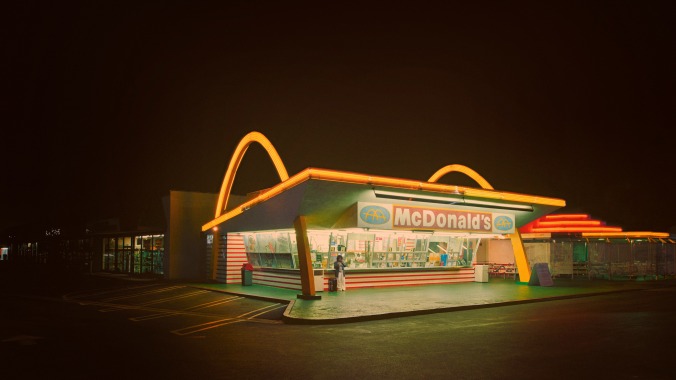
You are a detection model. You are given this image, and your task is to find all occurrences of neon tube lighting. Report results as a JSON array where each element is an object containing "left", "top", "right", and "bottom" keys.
[
  {"left": 427, "top": 164, "right": 494, "bottom": 190},
  {"left": 531, "top": 227, "right": 623, "bottom": 233},
  {"left": 582, "top": 232, "right": 670, "bottom": 238},
  {"left": 543, "top": 214, "right": 590, "bottom": 220},
  {"left": 373, "top": 189, "right": 534, "bottom": 211},
  {"left": 459, "top": 198, "right": 534, "bottom": 211},
  {"left": 536, "top": 221, "right": 602, "bottom": 227},
  {"left": 215, "top": 131, "right": 290, "bottom": 218},
  {"left": 203, "top": 167, "right": 565, "bottom": 231},
  {"left": 373, "top": 189, "right": 464, "bottom": 203}
]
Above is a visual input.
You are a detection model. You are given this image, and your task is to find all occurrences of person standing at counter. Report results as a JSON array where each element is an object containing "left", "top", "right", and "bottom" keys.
[{"left": 334, "top": 255, "right": 347, "bottom": 291}]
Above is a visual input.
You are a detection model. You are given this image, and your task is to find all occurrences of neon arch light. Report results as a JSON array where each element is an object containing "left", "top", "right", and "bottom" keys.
[
  {"left": 215, "top": 131, "right": 289, "bottom": 218},
  {"left": 428, "top": 164, "right": 494, "bottom": 190}
]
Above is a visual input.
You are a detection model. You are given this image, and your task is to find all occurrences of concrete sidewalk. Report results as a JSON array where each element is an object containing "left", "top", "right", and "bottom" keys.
[{"left": 189, "top": 278, "right": 673, "bottom": 324}]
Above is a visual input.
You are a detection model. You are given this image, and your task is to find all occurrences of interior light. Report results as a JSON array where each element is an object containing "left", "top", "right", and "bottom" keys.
[
  {"left": 411, "top": 230, "right": 434, "bottom": 235},
  {"left": 374, "top": 189, "right": 533, "bottom": 211},
  {"left": 374, "top": 189, "right": 464, "bottom": 204}
]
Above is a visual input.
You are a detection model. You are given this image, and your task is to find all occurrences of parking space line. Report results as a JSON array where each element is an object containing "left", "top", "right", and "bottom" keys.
[
  {"left": 246, "top": 304, "right": 287, "bottom": 319},
  {"left": 72, "top": 299, "right": 250, "bottom": 319},
  {"left": 171, "top": 315, "right": 283, "bottom": 336},
  {"left": 99, "top": 290, "right": 209, "bottom": 312},
  {"left": 236, "top": 303, "right": 284, "bottom": 318},
  {"left": 130, "top": 296, "right": 244, "bottom": 321},
  {"left": 171, "top": 319, "right": 237, "bottom": 336},
  {"left": 130, "top": 312, "right": 179, "bottom": 321},
  {"left": 186, "top": 296, "right": 243, "bottom": 310},
  {"left": 101, "top": 286, "right": 185, "bottom": 301},
  {"left": 64, "top": 283, "right": 160, "bottom": 300},
  {"left": 137, "top": 290, "right": 210, "bottom": 306},
  {"left": 170, "top": 305, "right": 285, "bottom": 336}
]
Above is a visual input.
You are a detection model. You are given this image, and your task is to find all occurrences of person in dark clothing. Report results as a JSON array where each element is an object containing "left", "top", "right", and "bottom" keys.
[{"left": 334, "top": 254, "right": 347, "bottom": 291}]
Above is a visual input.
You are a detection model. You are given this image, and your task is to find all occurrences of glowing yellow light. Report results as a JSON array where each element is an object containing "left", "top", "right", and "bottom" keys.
[
  {"left": 202, "top": 167, "right": 566, "bottom": 232},
  {"left": 215, "top": 131, "right": 289, "bottom": 218},
  {"left": 204, "top": 131, "right": 564, "bottom": 287},
  {"left": 428, "top": 164, "right": 494, "bottom": 190}
]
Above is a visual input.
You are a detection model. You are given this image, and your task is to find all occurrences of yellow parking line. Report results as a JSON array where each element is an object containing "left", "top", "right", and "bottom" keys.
[
  {"left": 186, "top": 296, "right": 243, "bottom": 310},
  {"left": 246, "top": 304, "right": 287, "bottom": 319},
  {"left": 237, "top": 303, "right": 282, "bottom": 318},
  {"left": 171, "top": 319, "right": 236, "bottom": 336},
  {"left": 131, "top": 296, "right": 243, "bottom": 321},
  {"left": 101, "top": 286, "right": 185, "bottom": 301},
  {"left": 64, "top": 283, "right": 159, "bottom": 300},
  {"left": 137, "top": 290, "right": 209, "bottom": 306},
  {"left": 99, "top": 290, "right": 208, "bottom": 312}
]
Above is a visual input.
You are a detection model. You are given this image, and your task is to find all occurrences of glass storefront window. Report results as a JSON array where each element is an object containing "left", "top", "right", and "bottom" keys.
[
  {"left": 240, "top": 229, "right": 482, "bottom": 270},
  {"left": 103, "top": 237, "right": 116, "bottom": 271},
  {"left": 102, "top": 234, "right": 164, "bottom": 275},
  {"left": 244, "top": 231, "right": 296, "bottom": 269}
]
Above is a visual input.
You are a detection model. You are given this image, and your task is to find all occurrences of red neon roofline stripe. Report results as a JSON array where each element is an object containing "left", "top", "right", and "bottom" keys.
[
  {"left": 536, "top": 221, "right": 603, "bottom": 227},
  {"left": 543, "top": 214, "right": 590, "bottom": 220},
  {"left": 530, "top": 227, "right": 623, "bottom": 233}
]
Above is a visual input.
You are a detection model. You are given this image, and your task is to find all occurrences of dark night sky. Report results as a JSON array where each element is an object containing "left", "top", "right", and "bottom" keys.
[{"left": 3, "top": 1, "right": 675, "bottom": 233}]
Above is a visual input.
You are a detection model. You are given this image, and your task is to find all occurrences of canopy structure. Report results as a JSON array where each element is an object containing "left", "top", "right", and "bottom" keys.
[
  {"left": 202, "top": 167, "right": 566, "bottom": 233},
  {"left": 203, "top": 132, "right": 566, "bottom": 292}
]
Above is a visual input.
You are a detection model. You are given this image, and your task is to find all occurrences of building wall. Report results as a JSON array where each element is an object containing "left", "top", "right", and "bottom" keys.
[
  {"left": 475, "top": 239, "right": 489, "bottom": 263},
  {"left": 486, "top": 239, "right": 515, "bottom": 264},
  {"left": 225, "top": 234, "right": 248, "bottom": 284},
  {"left": 167, "top": 191, "right": 218, "bottom": 280},
  {"left": 524, "top": 242, "right": 550, "bottom": 268}
]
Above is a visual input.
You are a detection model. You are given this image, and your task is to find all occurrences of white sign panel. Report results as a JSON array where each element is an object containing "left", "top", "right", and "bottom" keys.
[{"left": 357, "top": 202, "right": 515, "bottom": 234}]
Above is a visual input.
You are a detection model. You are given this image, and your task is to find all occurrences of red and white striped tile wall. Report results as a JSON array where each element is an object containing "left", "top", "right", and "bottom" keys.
[
  {"left": 343, "top": 268, "right": 475, "bottom": 289},
  {"left": 225, "top": 234, "right": 249, "bottom": 284}
]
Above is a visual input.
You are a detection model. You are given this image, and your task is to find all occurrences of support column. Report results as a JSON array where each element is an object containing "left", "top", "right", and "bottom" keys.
[
  {"left": 210, "top": 229, "right": 220, "bottom": 281},
  {"left": 294, "top": 216, "right": 320, "bottom": 300},
  {"left": 510, "top": 229, "right": 531, "bottom": 283}
]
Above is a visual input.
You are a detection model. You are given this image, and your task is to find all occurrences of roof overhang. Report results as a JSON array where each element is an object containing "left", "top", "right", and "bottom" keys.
[{"left": 202, "top": 168, "right": 566, "bottom": 233}]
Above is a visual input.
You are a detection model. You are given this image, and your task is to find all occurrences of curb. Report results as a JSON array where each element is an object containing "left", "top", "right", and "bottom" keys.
[
  {"left": 280, "top": 287, "right": 647, "bottom": 325},
  {"left": 188, "top": 282, "right": 670, "bottom": 325}
]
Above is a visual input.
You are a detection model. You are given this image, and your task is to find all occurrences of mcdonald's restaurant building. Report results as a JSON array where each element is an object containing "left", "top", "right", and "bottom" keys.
[{"left": 200, "top": 132, "right": 566, "bottom": 298}]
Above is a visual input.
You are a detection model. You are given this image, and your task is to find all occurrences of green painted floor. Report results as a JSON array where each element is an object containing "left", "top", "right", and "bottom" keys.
[{"left": 190, "top": 278, "right": 667, "bottom": 324}]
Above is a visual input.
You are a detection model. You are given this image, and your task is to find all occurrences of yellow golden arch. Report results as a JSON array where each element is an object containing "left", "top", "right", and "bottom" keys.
[
  {"left": 215, "top": 131, "right": 289, "bottom": 218},
  {"left": 428, "top": 164, "right": 494, "bottom": 190},
  {"left": 214, "top": 133, "right": 532, "bottom": 283},
  {"left": 428, "top": 163, "right": 531, "bottom": 282}
]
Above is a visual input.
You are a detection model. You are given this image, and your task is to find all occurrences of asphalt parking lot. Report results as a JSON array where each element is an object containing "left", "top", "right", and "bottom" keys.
[{"left": 63, "top": 283, "right": 287, "bottom": 337}]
